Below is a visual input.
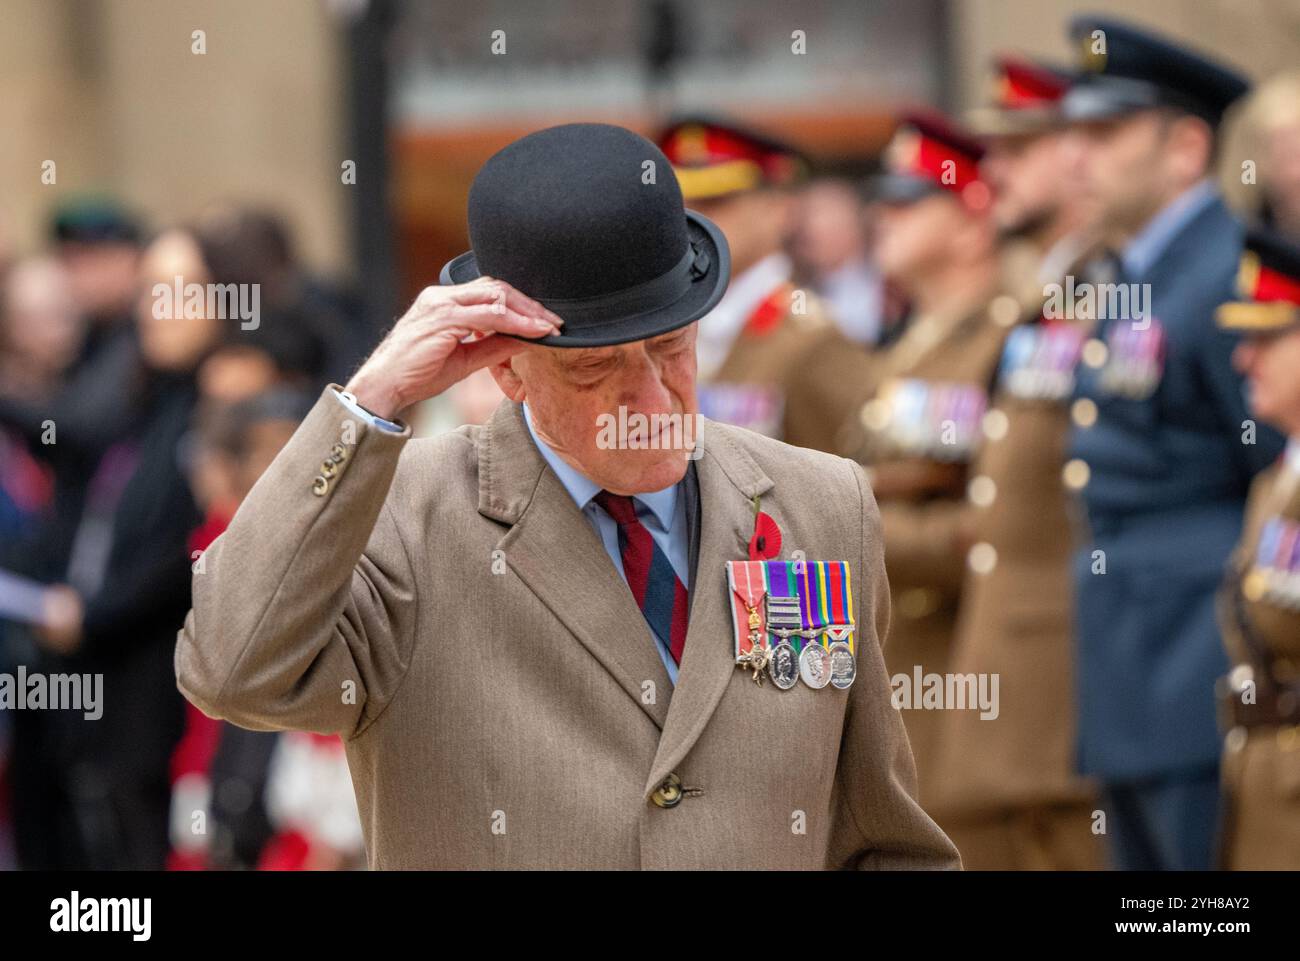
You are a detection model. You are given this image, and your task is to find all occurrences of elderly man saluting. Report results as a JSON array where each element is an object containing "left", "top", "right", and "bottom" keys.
[{"left": 175, "top": 123, "right": 958, "bottom": 870}]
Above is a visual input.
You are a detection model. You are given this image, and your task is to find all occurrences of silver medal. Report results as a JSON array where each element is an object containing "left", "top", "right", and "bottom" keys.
[
  {"left": 828, "top": 641, "right": 856, "bottom": 690},
  {"left": 798, "top": 639, "right": 832, "bottom": 690},
  {"left": 768, "top": 639, "right": 799, "bottom": 690}
]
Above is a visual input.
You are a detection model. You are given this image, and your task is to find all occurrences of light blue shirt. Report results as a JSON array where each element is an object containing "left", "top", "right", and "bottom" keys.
[
  {"left": 522, "top": 402, "right": 689, "bottom": 685},
  {"left": 1121, "top": 179, "right": 1218, "bottom": 281},
  {"left": 332, "top": 389, "right": 689, "bottom": 684}
]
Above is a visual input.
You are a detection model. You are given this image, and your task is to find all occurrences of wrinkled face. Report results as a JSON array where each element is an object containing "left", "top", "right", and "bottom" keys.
[
  {"left": 1234, "top": 326, "right": 1300, "bottom": 434},
  {"left": 1074, "top": 111, "right": 1177, "bottom": 241},
  {"left": 493, "top": 324, "right": 700, "bottom": 494},
  {"left": 136, "top": 230, "right": 222, "bottom": 372},
  {"left": 872, "top": 194, "right": 967, "bottom": 289},
  {"left": 982, "top": 128, "right": 1083, "bottom": 238}
]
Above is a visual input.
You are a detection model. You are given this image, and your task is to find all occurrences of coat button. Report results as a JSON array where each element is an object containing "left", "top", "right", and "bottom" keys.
[
  {"left": 330, "top": 442, "right": 348, "bottom": 462},
  {"left": 321, "top": 459, "right": 337, "bottom": 478},
  {"left": 312, "top": 475, "right": 329, "bottom": 496},
  {"left": 651, "top": 773, "right": 683, "bottom": 808}
]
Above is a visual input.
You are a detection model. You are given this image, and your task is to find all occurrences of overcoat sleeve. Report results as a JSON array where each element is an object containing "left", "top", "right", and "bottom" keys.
[{"left": 176, "top": 388, "right": 419, "bottom": 739}]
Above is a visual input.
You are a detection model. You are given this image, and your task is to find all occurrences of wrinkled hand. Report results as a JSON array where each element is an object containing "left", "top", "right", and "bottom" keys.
[
  {"left": 38, "top": 584, "right": 84, "bottom": 655},
  {"left": 344, "top": 277, "right": 563, "bottom": 420}
]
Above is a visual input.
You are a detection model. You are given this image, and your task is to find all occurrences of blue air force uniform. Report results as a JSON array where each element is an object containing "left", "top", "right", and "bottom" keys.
[{"left": 1061, "top": 16, "right": 1287, "bottom": 870}]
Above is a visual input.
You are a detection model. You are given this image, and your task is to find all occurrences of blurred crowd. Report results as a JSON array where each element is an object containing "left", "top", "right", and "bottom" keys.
[
  {"left": 2, "top": 13, "right": 1300, "bottom": 872},
  {"left": 0, "top": 201, "right": 372, "bottom": 869}
]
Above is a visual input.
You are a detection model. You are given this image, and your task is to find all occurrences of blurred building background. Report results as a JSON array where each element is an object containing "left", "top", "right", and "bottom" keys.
[{"left": 4, "top": 0, "right": 1297, "bottom": 324}]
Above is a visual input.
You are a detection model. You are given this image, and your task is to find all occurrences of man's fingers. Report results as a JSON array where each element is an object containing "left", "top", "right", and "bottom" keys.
[
  {"left": 446, "top": 303, "right": 562, "bottom": 339},
  {"left": 447, "top": 278, "right": 563, "bottom": 327},
  {"left": 456, "top": 331, "right": 529, "bottom": 375}
]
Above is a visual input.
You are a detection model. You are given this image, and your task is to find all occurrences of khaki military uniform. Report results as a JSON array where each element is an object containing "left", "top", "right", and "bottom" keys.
[
  {"left": 839, "top": 294, "right": 1010, "bottom": 813},
  {"left": 931, "top": 249, "right": 1106, "bottom": 869},
  {"left": 706, "top": 282, "right": 875, "bottom": 454},
  {"left": 1218, "top": 446, "right": 1300, "bottom": 870}
]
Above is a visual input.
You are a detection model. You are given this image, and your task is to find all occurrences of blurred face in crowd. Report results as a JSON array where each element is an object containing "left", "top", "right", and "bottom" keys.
[
  {"left": 492, "top": 324, "right": 699, "bottom": 495},
  {"left": 1, "top": 256, "right": 83, "bottom": 381},
  {"left": 690, "top": 189, "right": 795, "bottom": 276},
  {"left": 873, "top": 193, "right": 989, "bottom": 292},
  {"left": 135, "top": 229, "right": 223, "bottom": 372},
  {"left": 1234, "top": 326, "right": 1300, "bottom": 435},
  {"left": 60, "top": 240, "right": 140, "bottom": 322},
  {"left": 1074, "top": 109, "right": 1213, "bottom": 243},
  {"left": 447, "top": 366, "right": 506, "bottom": 427},
  {"left": 199, "top": 345, "right": 281, "bottom": 405},
  {"left": 788, "top": 179, "right": 868, "bottom": 274},
  {"left": 982, "top": 128, "right": 1085, "bottom": 239},
  {"left": 1263, "top": 120, "right": 1300, "bottom": 233},
  {"left": 236, "top": 418, "right": 299, "bottom": 496}
]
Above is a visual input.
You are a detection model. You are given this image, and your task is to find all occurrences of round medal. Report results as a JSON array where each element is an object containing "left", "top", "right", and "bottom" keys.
[
  {"left": 798, "top": 639, "right": 832, "bottom": 689},
  {"left": 768, "top": 639, "right": 799, "bottom": 690},
  {"left": 828, "top": 641, "right": 856, "bottom": 690}
]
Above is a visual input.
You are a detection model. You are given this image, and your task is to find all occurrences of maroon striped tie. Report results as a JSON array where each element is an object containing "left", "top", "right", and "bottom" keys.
[{"left": 593, "top": 490, "right": 689, "bottom": 665}]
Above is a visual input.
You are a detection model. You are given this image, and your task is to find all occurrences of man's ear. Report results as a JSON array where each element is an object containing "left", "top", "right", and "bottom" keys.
[{"left": 489, "top": 354, "right": 527, "bottom": 403}]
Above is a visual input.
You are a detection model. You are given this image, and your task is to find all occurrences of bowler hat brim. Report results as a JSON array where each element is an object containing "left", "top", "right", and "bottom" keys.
[{"left": 439, "top": 210, "right": 731, "bottom": 348}]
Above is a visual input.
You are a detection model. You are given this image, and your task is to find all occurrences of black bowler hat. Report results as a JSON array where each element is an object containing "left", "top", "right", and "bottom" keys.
[
  {"left": 1062, "top": 16, "right": 1249, "bottom": 128},
  {"left": 440, "top": 123, "right": 730, "bottom": 348}
]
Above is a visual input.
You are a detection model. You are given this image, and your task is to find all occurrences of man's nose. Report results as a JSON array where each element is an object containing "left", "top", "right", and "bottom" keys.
[{"left": 617, "top": 344, "right": 675, "bottom": 408}]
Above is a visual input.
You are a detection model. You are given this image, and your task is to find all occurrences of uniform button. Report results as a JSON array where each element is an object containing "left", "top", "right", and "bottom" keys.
[
  {"left": 1278, "top": 725, "right": 1299, "bottom": 752},
  {"left": 1062, "top": 459, "right": 1090, "bottom": 490},
  {"left": 990, "top": 295, "right": 1020, "bottom": 327},
  {"left": 1225, "top": 727, "right": 1247, "bottom": 753},
  {"left": 321, "top": 460, "right": 337, "bottom": 478},
  {"left": 968, "top": 475, "right": 997, "bottom": 507},
  {"left": 897, "top": 588, "right": 940, "bottom": 620},
  {"left": 968, "top": 541, "right": 998, "bottom": 575},
  {"left": 1081, "top": 338, "right": 1109, "bottom": 369},
  {"left": 860, "top": 398, "right": 890, "bottom": 431},
  {"left": 312, "top": 475, "right": 329, "bottom": 497},
  {"left": 651, "top": 773, "right": 683, "bottom": 808},
  {"left": 981, "top": 408, "right": 1009, "bottom": 441},
  {"left": 1071, "top": 398, "right": 1098, "bottom": 428}
]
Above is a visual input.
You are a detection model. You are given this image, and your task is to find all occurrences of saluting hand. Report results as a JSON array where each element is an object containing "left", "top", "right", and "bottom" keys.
[{"left": 344, "top": 277, "right": 563, "bottom": 420}]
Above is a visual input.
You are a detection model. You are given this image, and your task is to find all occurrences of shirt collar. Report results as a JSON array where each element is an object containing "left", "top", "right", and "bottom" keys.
[
  {"left": 1286, "top": 437, "right": 1300, "bottom": 475},
  {"left": 521, "top": 402, "right": 679, "bottom": 530},
  {"left": 1121, "top": 179, "right": 1218, "bottom": 280}
]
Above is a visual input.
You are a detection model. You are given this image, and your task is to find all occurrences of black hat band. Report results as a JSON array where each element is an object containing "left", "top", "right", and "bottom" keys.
[{"left": 536, "top": 240, "right": 710, "bottom": 324}]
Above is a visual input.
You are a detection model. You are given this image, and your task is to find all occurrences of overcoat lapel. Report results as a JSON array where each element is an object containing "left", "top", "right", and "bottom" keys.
[
  {"left": 479, "top": 401, "right": 672, "bottom": 729},
  {"left": 644, "top": 422, "right": 772, "bottom": 797}
]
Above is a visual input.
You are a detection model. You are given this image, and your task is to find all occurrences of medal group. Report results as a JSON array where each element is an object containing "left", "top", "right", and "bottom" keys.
[{"left": 727, "top": 559, "right": 857, "bottom": 690}]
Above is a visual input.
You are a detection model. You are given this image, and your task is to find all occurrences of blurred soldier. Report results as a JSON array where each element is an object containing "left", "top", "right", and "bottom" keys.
[
  {"left": 1214, "top": 227, "right": 1300, "bottom": 870},
  {"left": 933, "top": 58, "right": 1105, "bottom": 869},
  {"left": 787, "top": 175, "right": 888, "bottom": 346},
  {"left": 840, "top": 112, "right": 1009, "bottom": 812},
  {"left": 1061, "top": 16, "right": 1286, "bottom": 870},
  {"left": 1232, "top": 72, "right": 1300, "bottom": 240},
  {"left": 657, "top": 117, "right": 871, "bottom": 451}
]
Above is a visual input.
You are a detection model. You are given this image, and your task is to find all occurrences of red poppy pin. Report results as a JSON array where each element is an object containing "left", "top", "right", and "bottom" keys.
[{"left": 748, "top": 496, "right": 782, "bottom": 560}]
